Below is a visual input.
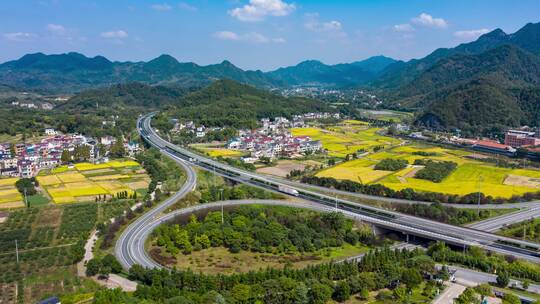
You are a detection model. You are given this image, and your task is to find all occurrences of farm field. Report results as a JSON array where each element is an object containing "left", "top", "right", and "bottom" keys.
[
  {"left": 0, "top": 202, "right": 132, "bottom": 303},
  {"left": 37, "top": 160, "right": 150, "bottom": 204},
  {"left": 256, "top": 159, "right": 322, "bottom": 177},
  {"left": 317, "top": 144, "right": 540, "bottom": 198},
  {"left": 0, "top": 178, "right": 23, "bottom": 208},
  {"left": 190, "top": 143, "right": 245, "bottom": 158},
  {"left": 291, "top": 120, "right": 401, "bottom": 158},
  {"left": 358, "top": 109, "right": 414, "bottom": 123}
]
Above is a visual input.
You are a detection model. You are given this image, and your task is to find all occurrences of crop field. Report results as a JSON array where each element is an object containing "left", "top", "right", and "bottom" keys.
[
  {"left": 358, "top": 109, "right": 414, "bottom": 123},
  {"left": 0, "top": 201, "right": 131, "bottom": 303},
  {"left": 317, "top": 144, "right": 540, "bottom": 198},
  {"left": 190, "top": 143, "right": 245, "bottom": 158},
  {"left": 37, "top": 160, "right": 150, "bottom": 204},
  {"left": 0, "top": 178, "right": 23, "bottom": 208},
  {"left": 291, "top": 121, "right": 401, "bottom": 157}
]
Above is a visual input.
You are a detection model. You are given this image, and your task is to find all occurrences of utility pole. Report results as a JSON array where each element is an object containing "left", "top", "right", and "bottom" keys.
[
  {"left": 477, "top": 176, "right": 483, "bottom": 216},
  {"left": 15, "top": 240, "right": 19, "bottom": 263}
]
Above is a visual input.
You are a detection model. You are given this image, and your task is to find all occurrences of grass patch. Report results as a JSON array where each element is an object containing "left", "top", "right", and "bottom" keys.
[{"left": 27, "top": 194, "right": 49, "bottom": 207}]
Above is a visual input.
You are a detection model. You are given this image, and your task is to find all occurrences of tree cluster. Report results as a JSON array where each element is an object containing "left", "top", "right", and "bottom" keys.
[
  {"left": 374, "top": 158, "right": 408, "bottom": 171},
  {"left": 414, "top": 160, "right": 457, "bottom": 183},
  {"left": 154, "top": 206, "right": 370, "bottom": 256}
]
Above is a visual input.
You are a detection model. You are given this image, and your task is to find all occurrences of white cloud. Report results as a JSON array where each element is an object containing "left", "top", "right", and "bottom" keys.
[
  {"left": 454, "top": 28, "right": 490, "bottom": 39},
  {"left": 151, "top": 3, "right": 172, "bottom": 11},
  {"left": 412, "top": 13, "right": 448, "bottom": 29},
  {"left": 229, "top": 0, "right": 295, "bottom": 22},
  {"left": 3, "top": 32, "right": 36, "bottom": 41},
  {"left": 214, "top": 31, "right": 241, "bottom": 41},
  {"left": 214, "top": 30, "right": 283, "bottom": 44},
  {"left": 304, "top": 13, "right": 346, "bottom": 39},
  {"left": 100, "top": 30, "right": 128, "bottom": 39},
  {"left": 46, "top": 23, "right": 66, "bottom": 34},
  {"left": 322, "top": 21, "right": 342, "bottom": 31},
  {"left": 393, "top": 23, "right": 414, "bottom": 32},
  {"left": 178, "top": 2, "right": 197, "bottom": 11}
]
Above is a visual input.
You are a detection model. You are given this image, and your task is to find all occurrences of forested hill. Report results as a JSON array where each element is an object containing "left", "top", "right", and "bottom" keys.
[
  {"left": 164, "top": 79, "right": 332, "bottom": 128},
  {"left": 373, "top": 22, "right": 540, "bottom": 90},
  {"left": 374, "top": 21, "right": 540, "bottom": 136},
  {"left": 266, "top": 56, "right": 396, "bottom": 87},
  {"left": 407, "top": 45, "right": 540, "bottom": 135},
  {"left": 0, "top": 53, "right": 281, "bottom": 93}
]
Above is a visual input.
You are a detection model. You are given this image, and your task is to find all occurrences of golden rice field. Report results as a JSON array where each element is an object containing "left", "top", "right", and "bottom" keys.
[
  {"left": 38, "top": 160, "right": 150, "bottom": 204},
  {"left": 291, "top": 121, "right": 401, "bottom": 158},
  {"left": 317, "top": 144, "right": 540, "bottom": 198},
  {"left": 0, "top": 178, "right": 23, "bottom": 208}
]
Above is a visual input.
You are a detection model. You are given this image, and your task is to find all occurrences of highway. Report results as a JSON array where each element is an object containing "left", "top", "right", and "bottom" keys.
[
  {"left": 114, "top": 123, "right": 198, "bottom": 269},
  {"left": 114, "top": 113, "right": 540, "bottom": 271},
  {"left": 468, "top": 206, "right": 540, "bottom": 232},
  {"left": 136, "top": 113, "right": 540, "bottom": 263}
]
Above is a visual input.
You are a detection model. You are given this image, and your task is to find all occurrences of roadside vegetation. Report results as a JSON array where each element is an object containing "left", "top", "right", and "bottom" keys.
[
  {"left": 150, "top": 206, "right": 376, "bottom": 272},
  {"left": 499, "top": 218, "right": 540, "bottom": 242}
]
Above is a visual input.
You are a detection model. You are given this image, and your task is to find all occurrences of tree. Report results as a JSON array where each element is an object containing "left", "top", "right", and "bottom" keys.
[
  {"left": 61, "top": 149, "right": 71, "bottom": 163},
  {"left": 522, "top": 279, "right": 530, "bottom": 290},
  {"left": 231, "top": 284, "right": 250, "bottom": 304},
  {"left": 402, "top": 268, "right": 423, "bottom": 290},
  {"left": 496, "top": 271, "right": 510, "bottom": 287},
  {"left": 308, "top": 282, "right": 333, "bottom": 304},
  {"left": 86, "top": 258, "right": 101, "bottom": 277},
  {"left": 502, "top": 293, "right": 521, "bottom": 304},
  {"left": 291, "top": 282, "right": 309, "bottom": 304},
  {"left": 333, "top": 281, "right": 351, "bottom": 302},
  {"left": 110, "top": 136, "right": 126, "bottom": 158}
]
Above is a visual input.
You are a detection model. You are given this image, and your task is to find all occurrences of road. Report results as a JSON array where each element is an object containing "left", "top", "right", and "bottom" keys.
[
  {"left": 468, "top": 206, "right": 540, "bottom": 232},
  {"left": 137, "top": 113, "right": 540, "bottom": 264},
  {"left": 432, "top": 283, "right": 466, "bottom": 304},
  {"left": 114, "top": 143, "right": 197, "bottom": 269}
]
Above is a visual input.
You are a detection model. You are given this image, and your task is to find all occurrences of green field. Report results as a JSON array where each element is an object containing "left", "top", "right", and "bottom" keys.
[
  {"left": 38, "top": 160, "right": 150, "bottom": 204},
  {"left": 291, "top": 120, "right": 401, "bottom": 158},
  {"left": 318, "top": 144, "right": 540, "bottom": 198},
  {"left": 155, "top": 243, "right": 369, "bottom": 275},
  {"left": 358, "top": 109, "right": 414, "bottom": 123}
]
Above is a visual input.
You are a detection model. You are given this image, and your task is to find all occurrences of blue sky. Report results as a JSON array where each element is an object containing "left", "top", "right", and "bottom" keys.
[{"left": 1, "top": 0, "right": 539, "bottom": 70}]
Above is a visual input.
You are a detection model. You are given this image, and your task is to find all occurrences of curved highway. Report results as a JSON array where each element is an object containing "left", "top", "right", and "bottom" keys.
[
  {"left": 115, "top": 118, "right": 197, "bottom": 270},
  {"left": 135, "top": 113, "right": 540, "bottom": 264}
]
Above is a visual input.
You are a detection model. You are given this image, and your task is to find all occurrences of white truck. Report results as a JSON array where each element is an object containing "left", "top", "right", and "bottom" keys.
[{"left": 278, "top": 185, "right": 299, "bottom": 196}]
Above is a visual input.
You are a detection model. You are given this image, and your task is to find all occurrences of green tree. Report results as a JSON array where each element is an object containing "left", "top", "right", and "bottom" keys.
[
  {"left": 402, "top": 268, "right": 423, "bottom": 290},
  {"left": 502, "top": 293, "right": 521, "bottom": 304},
  {"left": 291, "top": 282, "right": 309, "bottom": 304},
  {"left": 85, "top": 259, "right": 101, "bottom": 277},
  {"left": 497, "top": 271, "right": 510, "bottom": 288},
  {"left": 231, "top": 284, "right": 250, "bottom": 304},
  {"left": 61, "top": 149, "right": 71, "bottom": 163},
  {"left": 308, "top": 282, "right": 333, "bottom": 304},
  {"left": 333, "top": 281, "right": 351, "bottom": 302}
]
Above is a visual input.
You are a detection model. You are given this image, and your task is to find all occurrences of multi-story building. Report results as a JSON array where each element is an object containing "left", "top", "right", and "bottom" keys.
[{"left": 504, "top": 130, "right": 540, "bottom": 148}]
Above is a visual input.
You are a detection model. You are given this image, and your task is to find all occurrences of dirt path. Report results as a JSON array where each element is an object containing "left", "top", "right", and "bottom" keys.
[{"left": 77, "top": 202, "right": 143, "bottom": 291}]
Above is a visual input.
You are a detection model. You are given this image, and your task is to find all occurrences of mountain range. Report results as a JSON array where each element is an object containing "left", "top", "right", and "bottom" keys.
[
  {"left": 1, "top": 21, "right": 540, "bottom": 135},
  {"left": 0, "top": 52, "right": 395, "bottom": 93}
]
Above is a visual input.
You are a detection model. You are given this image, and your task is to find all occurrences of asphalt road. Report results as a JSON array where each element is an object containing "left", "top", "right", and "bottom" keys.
[
  {"left": 114, "top": 149, "right": 197, "bottom": 270},
  {"left": 468, "top": 206, "right": 540, "bottom": 232}
]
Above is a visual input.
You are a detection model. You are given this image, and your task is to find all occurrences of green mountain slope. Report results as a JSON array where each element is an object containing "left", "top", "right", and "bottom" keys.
[
  {"left": 166, "top": 79, "right": 332, "bottom": 128},
  {"left": 374, "top": 22, "right": 540, "bottom": 90},
  {"left": 0, "top": 52, "right": 281, "bottom": 93},
  {"left": 267, "top": 56, "right": 396, "bottom": 87}
]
